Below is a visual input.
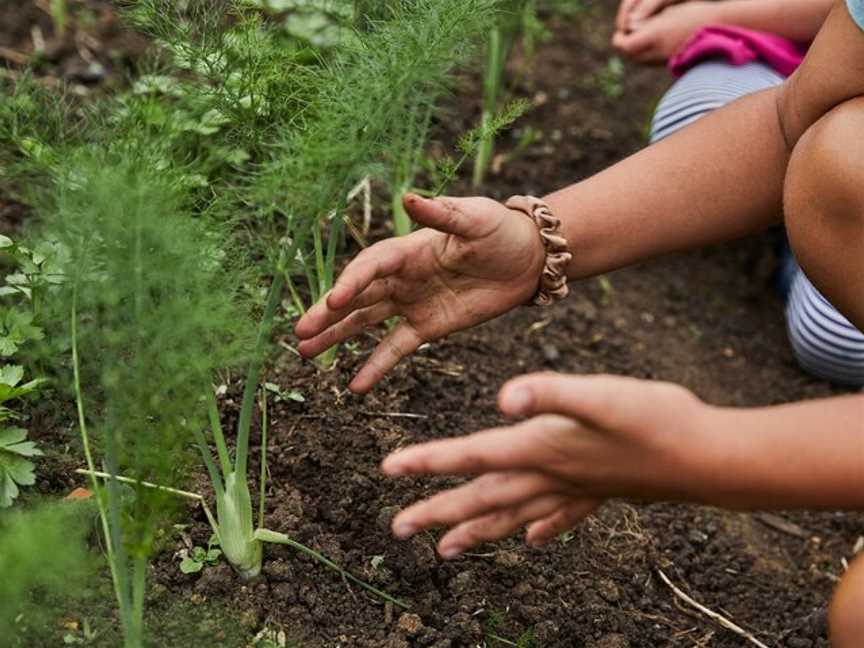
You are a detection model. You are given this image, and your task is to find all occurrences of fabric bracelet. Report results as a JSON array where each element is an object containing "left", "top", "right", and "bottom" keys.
[{"left": 505, "top": 195, "right": 572, "bottom": 307}]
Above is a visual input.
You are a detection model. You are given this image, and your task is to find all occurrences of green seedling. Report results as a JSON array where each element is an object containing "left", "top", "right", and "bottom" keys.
[
  {"left": 263, "top": 382, "right": 305, "bottom": 403},
  {"left": 598, "top": 56, "right": 625, "bottom": 99},
  {"left": 179, "top": 533, "right": 222, "bottom": 574}
]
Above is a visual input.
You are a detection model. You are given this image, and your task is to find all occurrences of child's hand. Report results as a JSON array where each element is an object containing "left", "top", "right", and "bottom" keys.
[
  {"left": 294, "top": 194, "right": 545, "bottom": 393},
  {"left": 382, "top": 373, "right": 717, "bottom": 558},
  {"left": 613, "top": 1, "right": 717, "bottom": 63},
  {"left": 615, "top": 0, "right": 683, "bottom": 33}
]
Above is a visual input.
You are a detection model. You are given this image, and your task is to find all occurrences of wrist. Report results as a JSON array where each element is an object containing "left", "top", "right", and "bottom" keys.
[{"left": 506, "top": 195, "right": 572, "bottom": 306}]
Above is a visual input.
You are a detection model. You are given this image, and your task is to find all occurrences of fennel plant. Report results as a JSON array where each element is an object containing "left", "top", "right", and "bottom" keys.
[{"left": 43, "top": 147, "right": 252, "bottom": 648}]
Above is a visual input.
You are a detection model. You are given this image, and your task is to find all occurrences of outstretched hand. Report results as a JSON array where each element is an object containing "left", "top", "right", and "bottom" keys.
[
  {"left": 382, "top": 373, "right": 714, "bottom": 558},
  {"left": 294, "top": 194, "right": 545, "bottom": 393}
]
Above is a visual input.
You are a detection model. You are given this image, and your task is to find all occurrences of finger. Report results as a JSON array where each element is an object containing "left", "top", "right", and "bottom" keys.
[
  {"left": 629, "top": 0, "right": 668, "bottom": 24},
  {"left": 499, "top": 372, "right": 673, "bottom": 428},
  {"left": 296, "top": 242, "right": 406, "bottom": 335},
  {"left": 381, "top": 415, "right": 569, "bottom": 477},
  {"left": 348, "top": 320, "right": 424, "bottom": 393},
  {"left": 403, "top": 193, "right": 482, "bottom": 239},
  {"left": 525, "top": 499, "right": 600, "bottom": 547},
  {"left": 296, "top": 279, "right": 393, "bottom": 348},
  {"left": 615, "top": 0, "right": 641, "bottom": 31},
  {"left": 436, "top": 494, "right": 570, "bottom": 559},
  {"left": 611, "top": 28, "right": 654, "bottom": 57},
  {"left": 297, "top": 301, "right": 396, "bottom": 360},
  {"left": 390, "top": 471, "right": 566, "bottom": 539}
]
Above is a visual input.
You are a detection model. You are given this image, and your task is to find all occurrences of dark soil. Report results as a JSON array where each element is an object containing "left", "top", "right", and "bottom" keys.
[{"left": 3, "top": 3, "right": 861, "bottom": 648}]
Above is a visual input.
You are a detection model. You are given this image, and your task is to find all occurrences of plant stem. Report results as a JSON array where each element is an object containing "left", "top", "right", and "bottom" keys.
[
  {"left": 254, "top": 528, "right": 410, "bottom": 609},
  {"left": 76, "top": 469, "right": 219, "bottom": 538},
  {"left": 473, "top": 25, "right": 504, "bottom": 188},
  {"left": 391, "top": 186, "right": 412, "bottom": 237},
  {"left": 235, "top": 263, "right": 285, "bottom": 482},
  {"left": 71, "top": 287, "right": 127, "bottom": 637},
  {"left": 205, "top": 387, "right": 232, "bottom": 479},
  {"left": 129, "top": 555, "right": 147, "bottom": 648},
  {"left": 285, "top": 272, "right": 307, "bottom": 316},
  {"left": 258, "top": 388, "right": 268, "bottom": 531}
]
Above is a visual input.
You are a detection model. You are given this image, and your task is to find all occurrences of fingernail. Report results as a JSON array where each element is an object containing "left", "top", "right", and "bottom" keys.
[
  {"left": 393, "top": 523, "right": 416, "bottom": 539},
  {"left": 506, "top": 387, "right": 532, "bottom": 414},
  {"left": 383, "top": 459, "right": 406, "bottom": 476},
  {"left": 439, "top": 545, "right": 464, "bottom": 559}
]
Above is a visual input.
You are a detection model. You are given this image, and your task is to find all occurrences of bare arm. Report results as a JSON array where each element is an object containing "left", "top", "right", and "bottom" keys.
[
  {"left": 704, "top": 394, "right": 864, "bottom": 510},
  {"left": 560, "top": 1, "right": 864, "bottom": 280},
  {"left": 711, "top": 0, "right": 835, "bottom": 42}
]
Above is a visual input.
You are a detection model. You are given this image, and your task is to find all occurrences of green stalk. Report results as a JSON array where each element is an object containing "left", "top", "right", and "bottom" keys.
[
  {"left": 129, "top": 555, "right": 147, "bottom": 648},
  {"left": 391, "top": 186, "right": 412, "bottom": 237},
  {"left": 103, "top": 427, "right": 136, "bottom": 647},
  {"left": 211, "top": 256, "right": 285, "bottom": 579},
  {"left": 234, "top": 268, "right": 285, "bottom": 481},
  {"left": 258, "top": 388, "right": 268, "bottom": 531},
  {"left": 473, "top": 25, "right": 504, "bottom": 188},
  {"left": 254, "top": 528, "right": 409, "bottom": 609},
  {"left": 215, "top": 472, "right": 262, "bottom": 579},
  {"left": 50, "top": 0, "right": 68, "bottom": 36},
  {"left": 205, "top": 388, "right": 232, "bottom": 479},
  {"left": 71, "top": 288, "right": 131, "bottom": 644}
]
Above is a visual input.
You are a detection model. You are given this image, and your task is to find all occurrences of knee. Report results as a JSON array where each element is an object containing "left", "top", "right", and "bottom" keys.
[
  {"left": 784, "top": 97, "right": 864, "bottom": 256},
  {"left": 830, "top": 555, "right": 864, "bottom": 648}
]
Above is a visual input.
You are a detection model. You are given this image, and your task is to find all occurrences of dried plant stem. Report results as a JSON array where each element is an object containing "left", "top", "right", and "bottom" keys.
[{"left": 656, "top": 569, "right": 770, "bottom": 648}]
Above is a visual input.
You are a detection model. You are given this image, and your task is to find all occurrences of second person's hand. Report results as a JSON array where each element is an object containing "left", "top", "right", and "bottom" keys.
[{"left": 294, "top": 194, "right": 546, "bottom": 393}]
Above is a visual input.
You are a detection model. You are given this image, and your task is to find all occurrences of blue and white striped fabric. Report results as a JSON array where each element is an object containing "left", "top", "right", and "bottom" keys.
[
  {"left": 849, "top": 0, "right": 864, "bottom": 31},
  {"left": 651, "top": 60, "right": 864, "bottom": 386},
  {"left": 650, "top": 61, "right": 784, "bottom": 143}
]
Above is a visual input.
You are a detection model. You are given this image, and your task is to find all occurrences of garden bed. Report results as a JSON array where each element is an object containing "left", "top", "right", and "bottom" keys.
[{"left": 4, "top": 2, "right": 861, "bottom": 647}]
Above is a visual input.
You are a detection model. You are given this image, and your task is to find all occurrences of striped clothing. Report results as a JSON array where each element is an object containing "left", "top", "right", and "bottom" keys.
[{"left": 651, "top": 61, "right": 864, "bottom": 386}]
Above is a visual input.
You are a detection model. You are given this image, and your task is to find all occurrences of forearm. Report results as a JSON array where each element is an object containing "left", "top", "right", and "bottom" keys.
[
  {"left": 712, "top": 0, "right": 834, "bottom": 42},
  {"left": 544, "top": 87, "right": 789, "bottom": 280},
  {"left": 698, "top": 395, "right": 864, "bottom": 510}
]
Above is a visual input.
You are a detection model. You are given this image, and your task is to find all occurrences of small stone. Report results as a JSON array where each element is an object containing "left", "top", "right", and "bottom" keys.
[
  {"left": 494, "top": 550, "right": 524, "bottom": 568},
  {"left": 449, "top": 571, "right": 474, "bottom": 596},
  {"left": 541, "top": 343, "right": 560, "bottom": 362},
  {"left": 263, "top": 559, "right": 293, "bottom": 582},
  {"left": 397, "top": 613, "right": 424, "bottom": 636},
  {"left": 596, "top": 633, "right": 630, "bottom": 648},
  {"left": 597, "top": 578, "right": 621, "bottom": 603},
  {"left": 722, "top": 346, "right": 736, "bottom": 358}
]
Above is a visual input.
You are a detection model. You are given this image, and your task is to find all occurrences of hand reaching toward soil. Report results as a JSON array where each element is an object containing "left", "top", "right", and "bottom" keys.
[
  {"left": 382, "top": 373, "right": 715, "bottom": 558},
  {"left": 613, "top": 1, "right": 715, "bottom": 63},
  {"left": 294, "top": 194, "right": 545, "bottom": 393}
]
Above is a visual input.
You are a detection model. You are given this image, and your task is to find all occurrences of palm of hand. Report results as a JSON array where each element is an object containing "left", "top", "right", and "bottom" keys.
[{"left": 295, "top": 195, "right": 544, "bottom": 392}]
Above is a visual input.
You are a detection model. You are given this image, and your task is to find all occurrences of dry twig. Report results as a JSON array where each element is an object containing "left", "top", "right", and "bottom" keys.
[{"left": 657, "top": 569, "right": 771, "bottom": 648}]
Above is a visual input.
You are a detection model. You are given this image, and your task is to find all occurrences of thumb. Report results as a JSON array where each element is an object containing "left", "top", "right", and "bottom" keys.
[
  {"left": 403, "top": 193, "right": 478, "bottom": 238},
  {"left": 611, "top": 28, "right": 654, "bottom": 57},
  {"left": 498, "top": 372, "right": 650, "bottom": 428}
]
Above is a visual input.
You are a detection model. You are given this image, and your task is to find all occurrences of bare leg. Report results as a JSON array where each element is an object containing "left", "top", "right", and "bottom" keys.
[
  {"left": 830, "top": 553, "right": 864, "bottom": 647},
  {"left": 784, "top": 97, "right": 864, "bottom": 331}
]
